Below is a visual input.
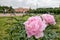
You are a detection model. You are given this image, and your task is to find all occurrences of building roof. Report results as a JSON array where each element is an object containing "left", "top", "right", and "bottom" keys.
[{"left": 14, "top": 8, "right": 29, "bottom": 13}]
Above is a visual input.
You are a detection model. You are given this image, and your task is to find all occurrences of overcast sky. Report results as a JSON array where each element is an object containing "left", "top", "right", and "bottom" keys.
[{"left": 0, "top": 0, "right": 60, "bottom": 9}]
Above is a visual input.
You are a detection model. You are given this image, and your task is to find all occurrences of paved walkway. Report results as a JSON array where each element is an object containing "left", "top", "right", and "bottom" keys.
[{"left": 0, "top": 13, "right": 26, "bottom": 17}]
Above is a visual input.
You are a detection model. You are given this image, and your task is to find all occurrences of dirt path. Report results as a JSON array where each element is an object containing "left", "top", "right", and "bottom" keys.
[{"left": 0, "top": 13, "right": 26, "bottom": 17}]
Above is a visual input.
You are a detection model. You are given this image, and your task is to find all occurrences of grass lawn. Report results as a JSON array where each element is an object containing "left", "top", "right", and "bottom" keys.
[{"left": 0, "top": 14, "right": 60, "bottom": 40}]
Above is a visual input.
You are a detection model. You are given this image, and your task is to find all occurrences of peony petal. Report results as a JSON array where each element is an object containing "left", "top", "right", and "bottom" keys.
[
  {"left": 27, "top": 34, "right": 32, "bottom": 38},
  {"left": 39, "top": 22, "right": 47, "bottom": 31},
  {"left": 35, "top": 32, "right": 44, "bottom": 39},
  {"left": 26, "top": 31, "right": 32, "bottom": 38},
  {"left": 41, "top": 14, "right": 56, "bottom": 25}
]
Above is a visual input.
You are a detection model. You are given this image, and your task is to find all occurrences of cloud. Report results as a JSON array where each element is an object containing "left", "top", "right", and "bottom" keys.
[{"left": 0, "top": 0, "right": 60, "bottom": 9}]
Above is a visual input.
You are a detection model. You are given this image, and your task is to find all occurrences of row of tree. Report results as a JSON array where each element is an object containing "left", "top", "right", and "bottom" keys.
[
  {"left": 27, "top": 7, "right": 60, "bottom": 14},
  {"left": 0, "top": 6, "right": 14, "bottom": 13},
  {"left": 0, "top": 6, "right": 60, "bottom": 14}
]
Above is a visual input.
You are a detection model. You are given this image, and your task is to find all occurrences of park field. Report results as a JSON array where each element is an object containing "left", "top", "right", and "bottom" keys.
[{"left": 0, "top": 14, "right": 60, "bottom": 40}]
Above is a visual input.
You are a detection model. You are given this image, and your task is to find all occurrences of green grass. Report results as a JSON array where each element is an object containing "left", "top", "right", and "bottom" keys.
[{"left": 0, "top": 14, "right": 60, "bottom": 40}]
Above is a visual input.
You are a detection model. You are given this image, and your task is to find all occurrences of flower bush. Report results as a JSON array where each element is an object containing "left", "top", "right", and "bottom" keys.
[
  {"left": 24, "top": 14, "right": 56, "bottom": 39},
  {"left": 3, "top": 14, "right": 60, "bottom": 40}
]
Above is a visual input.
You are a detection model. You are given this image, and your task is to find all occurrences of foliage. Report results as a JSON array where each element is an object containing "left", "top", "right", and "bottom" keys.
[
  {"left": 0, "top": 14, "right": 60, "bottom": 40},
  {"left": 27, "top": 8, "right": 60, "bottom": 14},
  {"left": 0, "top": 6, "right": 14, "bottom": 13}
]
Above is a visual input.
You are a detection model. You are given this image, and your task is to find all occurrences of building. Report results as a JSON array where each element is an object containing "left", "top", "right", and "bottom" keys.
[{"left": 14, "top": 8, "right": 29, "bottom": 13}]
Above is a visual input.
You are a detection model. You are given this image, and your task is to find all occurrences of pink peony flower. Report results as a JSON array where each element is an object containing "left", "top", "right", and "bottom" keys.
[
  {"left": 41, "top": 14, "right": 56, "bottom": 25},
  {"left": 24, "top": 16, "right": 47, "bottom": 38}
]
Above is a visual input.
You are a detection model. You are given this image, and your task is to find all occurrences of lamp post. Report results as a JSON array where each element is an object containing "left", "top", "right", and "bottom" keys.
[
  {"left": 3, "top": 8, "right": 7, "bottom": 14},
  {"left": 59, "top": 4, "right": 60, "bottom": 8}
]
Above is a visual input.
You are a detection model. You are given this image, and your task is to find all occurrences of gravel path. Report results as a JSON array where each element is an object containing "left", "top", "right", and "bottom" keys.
[{"left": 0, "top": 13, "right": 26, "bottom": 17}]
